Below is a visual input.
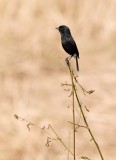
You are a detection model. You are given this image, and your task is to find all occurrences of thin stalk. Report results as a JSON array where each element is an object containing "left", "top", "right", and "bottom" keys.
[
  {"left": 68, "top": 62, "right": 76, "bottom": 160},
  {"left": 48, "top": 124, "right": 74, "bottom": 156},
  {"left": 67, "top": 62, "right": 104, "bottom": 160},
  {"left": 74, "top": 87, "right": 104, "bottom": 160}
]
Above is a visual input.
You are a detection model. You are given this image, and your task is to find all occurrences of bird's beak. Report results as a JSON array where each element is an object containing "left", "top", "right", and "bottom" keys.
[{"left": 55, "top": 27, "right": 59, "bottom": 30}]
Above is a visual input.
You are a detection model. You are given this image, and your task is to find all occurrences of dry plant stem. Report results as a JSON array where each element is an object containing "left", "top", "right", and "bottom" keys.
[
  {"left": 74, "top": 91, "right": 104, "bottom": 160},
  {"left": 68, "top": 130, "right": 71, "bottom": 160},
  {"left": 48, "top": 125, "right": 74, "bottom": 156},
  {"left": 14, "top": 115, "right": 73, "bottom": 156},
  {"left": 67, "top": 63, "right": 104, "bottom": 160},
  {"left": 68, "top": 63, "right": 76, "bottom": 160}
]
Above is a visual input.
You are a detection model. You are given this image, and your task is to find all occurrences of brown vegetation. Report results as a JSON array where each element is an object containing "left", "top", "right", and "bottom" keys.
[{"left": 0, "top": 0, "right": 116, "bottom": 160}]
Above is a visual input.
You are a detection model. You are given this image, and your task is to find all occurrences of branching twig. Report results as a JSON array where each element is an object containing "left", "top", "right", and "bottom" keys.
[
  {"left": 14, "top": 115, "right": 74, "bottom": 156},
  {"left": 14, "top": 114, "right": 35, "bottom": 131},
  {"left": 14, "top": 60, "right": 104, "bottom": 160},
  {"left": 73, "top": 74, "right": 95, "bottom": 96},
  {"left": 48, "top": 124, "right": 74, "bottom": 156},
  {"left": 66, "top": 61, "right": 104, "bottom": 160}
]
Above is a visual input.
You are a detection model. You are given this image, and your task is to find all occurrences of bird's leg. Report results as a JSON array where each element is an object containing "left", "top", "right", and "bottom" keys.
[
  {"left": 65, "top": 56, "right": 73, "bottom": 65},
  {"left": 65, "top": 56, "right": 73, "bottom": 66},
  {"left": 65, "top": 55, "right": 73, "bottom": 62},
  {"left": 65, "top": 57, "right": 69, "bottom": 66},
  {"left": 68, "top": 55, "right": 73, "bottom": 61}
]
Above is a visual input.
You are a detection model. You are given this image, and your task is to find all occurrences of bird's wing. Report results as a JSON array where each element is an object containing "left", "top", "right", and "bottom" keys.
[{"left": 62, "top": 36, "right": 79, "bottom": 57}]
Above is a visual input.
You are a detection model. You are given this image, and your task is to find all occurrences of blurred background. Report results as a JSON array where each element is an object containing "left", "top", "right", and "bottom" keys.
[{"left": 0, "top": 0, "right": 116, "bottom": 160}]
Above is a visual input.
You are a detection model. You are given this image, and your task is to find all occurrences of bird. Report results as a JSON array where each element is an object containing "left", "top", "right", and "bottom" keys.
[{"left": 56, "top": 25, "right": 79, "bottom": 71}]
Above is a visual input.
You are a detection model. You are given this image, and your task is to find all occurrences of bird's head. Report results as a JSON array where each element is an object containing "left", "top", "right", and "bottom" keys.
[{"left": 56, "top": 25, "right": 71, "bottom": 35}]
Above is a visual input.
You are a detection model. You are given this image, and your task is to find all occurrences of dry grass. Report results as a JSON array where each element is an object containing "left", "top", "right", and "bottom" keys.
[{"left": 0, "top": 0, "right": 116, "bottom": 160}]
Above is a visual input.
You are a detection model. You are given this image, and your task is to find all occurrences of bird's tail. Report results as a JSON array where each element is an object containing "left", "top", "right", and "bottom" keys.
[{"left": 76, "top": 56, "right": 79, "bottom": 71}]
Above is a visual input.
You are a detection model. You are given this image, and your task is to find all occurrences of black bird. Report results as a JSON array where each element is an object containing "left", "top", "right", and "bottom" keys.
[{"left": 56, "top": 25, "right": 79, "bottom": 71}]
